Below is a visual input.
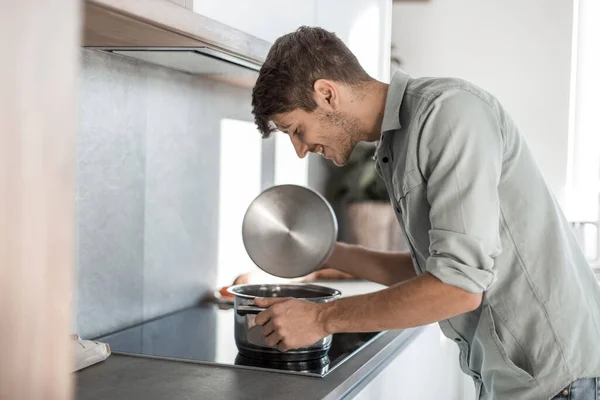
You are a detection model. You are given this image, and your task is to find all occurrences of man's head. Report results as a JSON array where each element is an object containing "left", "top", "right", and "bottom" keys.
[{"left": 251, "top": 27, "right": 380, "bottom": 166}]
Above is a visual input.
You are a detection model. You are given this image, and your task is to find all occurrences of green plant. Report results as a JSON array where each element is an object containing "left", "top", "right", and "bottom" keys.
[{"left": 331, "top": 142, "right": 389, "bottom": 203}]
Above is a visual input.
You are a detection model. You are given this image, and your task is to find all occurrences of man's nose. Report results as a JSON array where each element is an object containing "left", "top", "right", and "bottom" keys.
[{"left": 290, "top": 135, "right": 309, "bottom": 159}]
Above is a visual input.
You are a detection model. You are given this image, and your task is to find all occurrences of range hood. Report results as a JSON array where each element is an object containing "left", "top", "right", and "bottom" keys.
[
  {"left": 99, "top": 48, "right": 261, "bottom": 88},
  {"left": 83, "top": 0, "right": 271, "bottom": 88}
]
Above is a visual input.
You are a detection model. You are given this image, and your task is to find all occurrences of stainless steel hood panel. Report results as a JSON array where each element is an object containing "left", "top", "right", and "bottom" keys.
[{"left": 106, "top": 48, "right": 259, "bottom": 87}]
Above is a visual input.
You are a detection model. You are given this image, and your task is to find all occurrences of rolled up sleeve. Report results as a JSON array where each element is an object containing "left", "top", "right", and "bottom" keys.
[{"left": 419, "top": 89, "right": 503, "bottom": 293}]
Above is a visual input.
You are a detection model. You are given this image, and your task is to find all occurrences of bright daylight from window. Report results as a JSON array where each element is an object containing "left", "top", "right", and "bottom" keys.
[{"left": 567, "top": 0, "right": 600, "bottom": 268}]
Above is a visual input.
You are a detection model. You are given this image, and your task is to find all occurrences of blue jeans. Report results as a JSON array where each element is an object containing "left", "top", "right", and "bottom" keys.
[{"left": 551, "top": 378, "right": 599, "bottom": 400}]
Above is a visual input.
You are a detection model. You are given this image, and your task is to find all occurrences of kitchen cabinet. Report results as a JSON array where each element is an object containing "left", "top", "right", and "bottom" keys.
[
  {"left": 83, "top": 0, "right": 271, "bottom": 88},
  {"left": 352, "top": 324, "right": 475, "bottom": 400}
]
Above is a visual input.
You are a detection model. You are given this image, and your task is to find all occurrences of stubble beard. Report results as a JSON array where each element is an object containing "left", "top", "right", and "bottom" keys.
[{"left": 318, "top": 109, "right": 363, "bottom": 167}]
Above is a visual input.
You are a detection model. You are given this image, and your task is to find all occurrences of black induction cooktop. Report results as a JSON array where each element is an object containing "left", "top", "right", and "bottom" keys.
[{"left": 97, "top": 306, "right": 382, "bottom": 377}]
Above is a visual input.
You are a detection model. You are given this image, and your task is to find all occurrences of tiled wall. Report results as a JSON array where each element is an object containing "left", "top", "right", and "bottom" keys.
[{"left": 75, "top": 49, "right": 258, "bottom": 338}]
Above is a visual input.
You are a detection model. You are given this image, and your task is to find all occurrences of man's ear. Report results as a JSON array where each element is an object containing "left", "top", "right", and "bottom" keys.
[{"left": 313, "top": 79, "right": 339, "bottom": 111}]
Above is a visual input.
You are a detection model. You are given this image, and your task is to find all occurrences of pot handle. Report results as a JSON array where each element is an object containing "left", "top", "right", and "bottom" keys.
[{"left": 236, "top": 305, "right": 267, "bottom": 316}]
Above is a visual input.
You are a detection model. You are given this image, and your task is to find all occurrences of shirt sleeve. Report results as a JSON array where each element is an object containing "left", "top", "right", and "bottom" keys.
[{"left": 418, "top": 89, "right": 503, "bottom": 293}]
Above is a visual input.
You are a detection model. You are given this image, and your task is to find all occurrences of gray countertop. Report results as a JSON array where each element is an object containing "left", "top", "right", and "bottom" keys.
[
  {"left": 76, "top": 327, "right": 423, "bottom": 400},
  {"left": 76, "top": 280, "right": 424, "bottom": 400}
]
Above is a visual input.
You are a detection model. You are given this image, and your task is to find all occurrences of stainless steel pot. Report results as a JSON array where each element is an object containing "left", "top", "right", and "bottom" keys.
[
  {"left": 227, "top": 283, "right": 341, "bottom": 361},
  {"left": 242, "top": 185, "right": 338, "bottom": 278}
]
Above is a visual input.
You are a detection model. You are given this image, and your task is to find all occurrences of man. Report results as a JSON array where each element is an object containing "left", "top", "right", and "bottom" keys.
[{"left": 250, "top": 26, "right": 600, "bottom": 399}]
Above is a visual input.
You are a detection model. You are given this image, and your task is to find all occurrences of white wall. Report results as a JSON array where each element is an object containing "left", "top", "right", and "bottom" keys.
[
  {"left": 392, "top": 0, "right": 574, "bottom": 206},
  {"left": 193, "top": 0, "right": 391, "bottom": 81},
  {"left": 193, "top": 0, "right": 318, "bottom": 44},
  {"left": 314, "top": 0, "right": 391, "bottom": 82}
]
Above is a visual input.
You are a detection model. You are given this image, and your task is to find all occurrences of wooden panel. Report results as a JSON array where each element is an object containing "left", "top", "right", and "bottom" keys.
[
  {"left": 84, "top": 4, "right": 203, "bottom": 47},
  {"left": 0, "top": 0, "right": 79, "bottom": 399}
]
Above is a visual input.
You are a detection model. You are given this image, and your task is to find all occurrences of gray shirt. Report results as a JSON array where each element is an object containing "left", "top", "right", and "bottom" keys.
[{"left": 376, "top": 70, "right": 600, "bottom": 400}]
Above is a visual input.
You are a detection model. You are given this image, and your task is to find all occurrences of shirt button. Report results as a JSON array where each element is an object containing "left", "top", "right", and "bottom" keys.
[
  {"left": 395, "top": 206, "right": 401, "bottom": 213},
  {"left": 562, "top": 389, "right": 569, "bottom": 396},
  {"left": 454, "top": 338, "right": 462, "bottom": 342},
  {"left": 382, "top": 156, "right": 389, "bottom": 163}
]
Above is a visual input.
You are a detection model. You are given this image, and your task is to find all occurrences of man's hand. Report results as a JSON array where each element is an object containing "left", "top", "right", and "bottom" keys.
[{"left": 254, "top": 297, "right": 330, "bottom": 352}]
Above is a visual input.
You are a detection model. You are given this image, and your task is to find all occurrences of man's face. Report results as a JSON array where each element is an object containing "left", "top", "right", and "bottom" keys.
[{"left": 273, "top": 107, "right": 362, "bottom": 167}]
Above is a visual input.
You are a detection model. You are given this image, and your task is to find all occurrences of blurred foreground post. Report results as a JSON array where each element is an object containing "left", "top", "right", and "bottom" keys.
[{"left": 0, "top": 1, "right": 80, "bottom": 399}]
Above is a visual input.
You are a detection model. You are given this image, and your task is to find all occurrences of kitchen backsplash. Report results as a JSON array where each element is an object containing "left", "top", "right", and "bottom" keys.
[{"left": 75, "top": 49, "right": 262, "bottom": 338}]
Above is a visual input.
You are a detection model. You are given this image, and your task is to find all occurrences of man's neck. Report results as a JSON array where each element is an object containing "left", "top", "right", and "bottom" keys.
[{"left": 355, "top": 80, "right": 389, "bottom": 143}]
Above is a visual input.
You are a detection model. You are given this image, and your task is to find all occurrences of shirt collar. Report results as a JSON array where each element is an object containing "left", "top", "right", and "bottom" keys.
[{"left": 380, "top": 69, "right": 411, "bottom": 133}]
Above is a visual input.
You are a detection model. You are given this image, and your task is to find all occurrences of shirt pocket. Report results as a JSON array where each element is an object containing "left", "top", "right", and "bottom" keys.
[
  {"left": 393, "top": 168, "right": 423, "bottom": 201},
  {"left": 470, "top": 305, "right": 535, "bottom": 390},
  {"left": 393, "top": 168, "right": 428, "bottom": 251}
]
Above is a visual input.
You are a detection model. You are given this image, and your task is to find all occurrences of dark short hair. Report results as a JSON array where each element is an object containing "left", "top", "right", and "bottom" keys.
[{"left": 251, "top": 26, "right": 371, "bottom": 138}]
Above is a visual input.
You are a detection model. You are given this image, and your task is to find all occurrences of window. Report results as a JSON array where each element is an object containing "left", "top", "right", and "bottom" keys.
[
  {"left": 217, "top": 119, "right": 263, "bottom": 287},
  {"left": 567, "top": 0, "right": 600, "bottom": 267},
  {"left": 274, "top": 131, "right": 309, "bottom": 186},
  {"left": 217, "top": 123, "right": 310, "bottom": 287}
]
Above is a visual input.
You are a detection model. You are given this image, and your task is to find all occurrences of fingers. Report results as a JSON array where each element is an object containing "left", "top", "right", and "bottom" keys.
[
  {"left": 254, "top": 298, "right": 292, "bottom": 326},
  {"left": 254, "top": 297, "right": 290, "bottom": 308},
  {"left": 250, "top": 298, "right": 305, "bottom": 353},
  {"left": 264, "top": 330, "right": 283, "bottom": 348},
  {"left": 255, "top": 309, "right": 272, "bottom": 326},
  {"left": 259, "top": 316, "right": 290, "bottom": 351},
  {"left": 264, "top": 329, "right": 292, "bottom": 352},
  {"left": 277, "top": 340, "right": 291, "bottom": 352},
  {"left": 261, "top": 320, "right": 275, "bottom": 337}
]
